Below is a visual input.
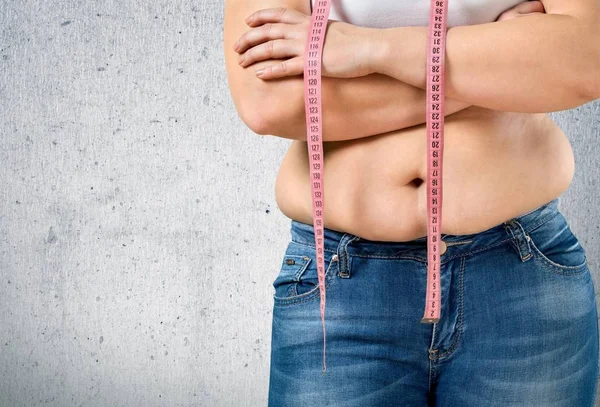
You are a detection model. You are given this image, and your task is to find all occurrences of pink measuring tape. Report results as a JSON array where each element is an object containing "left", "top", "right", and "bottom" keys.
[{"left": 303, "top": 0, "right": 448, "bottom": 374}]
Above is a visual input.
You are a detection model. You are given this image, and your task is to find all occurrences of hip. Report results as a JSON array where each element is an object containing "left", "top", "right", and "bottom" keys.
[{"left": 268, "top": 197, "right": 599, "bottom": 406}]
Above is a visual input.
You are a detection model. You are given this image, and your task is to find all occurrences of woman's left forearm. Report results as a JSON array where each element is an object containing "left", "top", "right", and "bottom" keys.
[{"left": 369, "top": 14, "right": 600, "bottom": 113}]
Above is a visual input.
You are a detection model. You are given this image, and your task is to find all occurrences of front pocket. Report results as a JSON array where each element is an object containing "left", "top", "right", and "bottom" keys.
[
  {"left": 272, "top": 242, "right": 338, "bottom": 307},
  {"left": 525, "top": 212, "right": 588, "bottom": 275}
]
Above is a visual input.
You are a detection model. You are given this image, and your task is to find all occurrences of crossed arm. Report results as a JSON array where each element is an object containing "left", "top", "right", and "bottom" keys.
[
  {"left": 371, "top": 10, "right": 600, "bottom": 113},
  {"left": 246, "top": 10, "right": 517, "bottom": 140},
  {"left": 259, "top": 72, "right": 473, "bottom": 142},
  {"left": 229, "top": 0, "right": 599, "bottom": 141}
]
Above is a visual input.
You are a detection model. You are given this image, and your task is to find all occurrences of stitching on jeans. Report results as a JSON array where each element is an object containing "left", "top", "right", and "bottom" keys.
[
  {"left": 428, "top": 357, "right": 437, "bottom": 390},
  {"left": 445, "top": 240, "right": 474, "bottom": 246},
  {"left": 350, "top": 238, "right": 514, "bottom": 263},
  {"left": 514, "top": 212, "right": 588, "bottom": 274},
  {"left": 527, "top": 237, "right": 589, "bottom": 275},
  {"left": 339, "top": 235, "right": 361, "bottom": 278},
  {"left": 432, "top": 256, "right": 465, "bottom": 360},
  {"left": 289, "top": 239, "right": 337, "bottom": 254},
  {"left": 351, "top": 254, "right": 427, "bottom": 262},
  {"left": 289, "top": 209, "right": 558, "bottom": 263},
  {"left": 273, "top": 258, "right": 337, "bottom": 306},
  {"left": 290, "top": 255, "right": 311, "bottom": 280},
  {"left": 521, "top": 210, "right": 560, "bottom": 236}
]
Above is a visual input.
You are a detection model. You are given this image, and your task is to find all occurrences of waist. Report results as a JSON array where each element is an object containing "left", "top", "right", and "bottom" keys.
[
  {"left": 289, "top": 197, "right": 560, "bottom": 264},
  {"left": 275, "top": 109, "right": 574, "bottom": 241}
]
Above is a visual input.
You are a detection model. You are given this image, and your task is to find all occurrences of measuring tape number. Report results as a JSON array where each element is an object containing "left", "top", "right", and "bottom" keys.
[{"left": 303, "top": 0, "right": 448, "bottom": 374}]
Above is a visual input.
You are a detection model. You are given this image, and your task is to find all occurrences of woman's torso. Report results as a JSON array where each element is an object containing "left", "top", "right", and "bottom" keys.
[
  {"left": 274, "top": 1, "right": 575, "bottom": 242},
  {"left": 275, "top": 107, "right": 574, "bottom": 241}
]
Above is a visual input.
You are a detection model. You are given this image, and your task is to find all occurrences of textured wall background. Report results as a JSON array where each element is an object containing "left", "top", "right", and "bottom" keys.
[{"left": 1, "top": 1, "right": 599, "bottom": 406}]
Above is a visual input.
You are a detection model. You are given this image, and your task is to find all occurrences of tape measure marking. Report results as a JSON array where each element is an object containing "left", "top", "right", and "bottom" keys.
[
  {"left": 303, "top": 0, "right": 448, "bottom": 374},
  {"left": 420, "top": 0, "right": 448, "bottom": 324}
]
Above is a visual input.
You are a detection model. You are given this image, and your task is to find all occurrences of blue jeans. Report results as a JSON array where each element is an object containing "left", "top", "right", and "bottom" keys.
[{"left": 267, "top": 198, "right": 599, "bottom": 406}]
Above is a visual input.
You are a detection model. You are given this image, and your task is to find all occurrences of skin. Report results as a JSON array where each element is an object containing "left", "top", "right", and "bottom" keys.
[
  {"left": 234, "top": 1, "right": 596, "bottom": 109},
  {"left": 230, "top": 1, "right": 586, "bottom": 242},
  {"left": 233, "top": 1, "right": 546, "bottom": 79}
]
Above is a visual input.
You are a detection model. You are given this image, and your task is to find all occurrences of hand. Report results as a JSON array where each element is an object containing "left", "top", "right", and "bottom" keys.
[
  {"left": 495, "top": 0, "right": 546, "bottom": 21},
  {"left": 232, "top": 7, "right": 377, "bottom": 80}
]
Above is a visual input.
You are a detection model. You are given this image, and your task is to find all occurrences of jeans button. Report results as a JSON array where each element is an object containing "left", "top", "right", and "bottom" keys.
[{"left": 440, "top": 240, "right": 447, "bottom": 255}]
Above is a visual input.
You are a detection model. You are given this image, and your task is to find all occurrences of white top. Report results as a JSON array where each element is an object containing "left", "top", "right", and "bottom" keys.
[{"left": 311, "top": 0, "right": 525, "bottom": 27}]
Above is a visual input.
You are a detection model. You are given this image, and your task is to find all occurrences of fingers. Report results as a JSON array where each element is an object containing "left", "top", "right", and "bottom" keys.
[
  {"left": 495, "top": 1, "right": 546, "bottom": 21},
  {"left": 514, "top": 1, "right": 545, "bottom": 13},
  {"left": 233, "top": 8, "right": 306, "bottom": 70},
  {"left": 235, "top": 22, "right": 288, "bottom": 54},
  {"left": 255, "top": 57, "right": 304, "bottom": 79},
  {"left": 245, "top": 7, "right": 305, "bottom": 27},
  {"left": 238, "top": 38, "right": 302, "bottom": 68}
]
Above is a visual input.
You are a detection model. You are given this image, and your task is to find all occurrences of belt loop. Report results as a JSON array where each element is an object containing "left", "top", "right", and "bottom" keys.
[
  {"left": 336, "top": 234, "right": 359, "bottom": 279},
  {"left": 503, "top": 219, "right": 533, "bottom": 262}
]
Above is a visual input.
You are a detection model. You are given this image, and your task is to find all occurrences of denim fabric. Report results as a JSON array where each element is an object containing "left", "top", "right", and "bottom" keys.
[{"left": 267, "top": 198, "right": 599, "bottom": 406}]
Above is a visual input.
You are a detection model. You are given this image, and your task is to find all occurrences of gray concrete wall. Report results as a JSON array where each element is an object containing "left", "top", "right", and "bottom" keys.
[{"left": 1, "top": 1, "right": 599, "bottom": 406}]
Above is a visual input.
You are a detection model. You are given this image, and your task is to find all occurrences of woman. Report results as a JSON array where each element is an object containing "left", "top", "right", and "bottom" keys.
[{"left": 224, "top": 0, "right": 600, "bottom": 405}]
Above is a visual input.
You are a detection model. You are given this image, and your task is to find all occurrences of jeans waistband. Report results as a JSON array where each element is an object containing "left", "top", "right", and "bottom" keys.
[{"left": 289, "top": 198, "right": 560, "bottom": 265}]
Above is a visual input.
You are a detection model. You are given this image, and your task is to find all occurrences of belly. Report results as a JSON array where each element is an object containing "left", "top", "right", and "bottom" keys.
[{"left": 274, "top": 106, "right": 575, "bottom": 242}]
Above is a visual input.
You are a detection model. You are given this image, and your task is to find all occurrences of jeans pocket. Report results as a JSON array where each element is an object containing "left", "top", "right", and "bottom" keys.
[
  {"left": 526, "top": 212, "right": 589, "bottom": 276},
  {"left": 272, "top": 241, "right": 338, "bottom": 307}
]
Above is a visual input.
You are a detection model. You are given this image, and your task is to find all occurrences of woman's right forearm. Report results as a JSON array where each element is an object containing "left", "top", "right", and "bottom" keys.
[{"left": 263, "top": 72, "right": 473, "bottom": 142}]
